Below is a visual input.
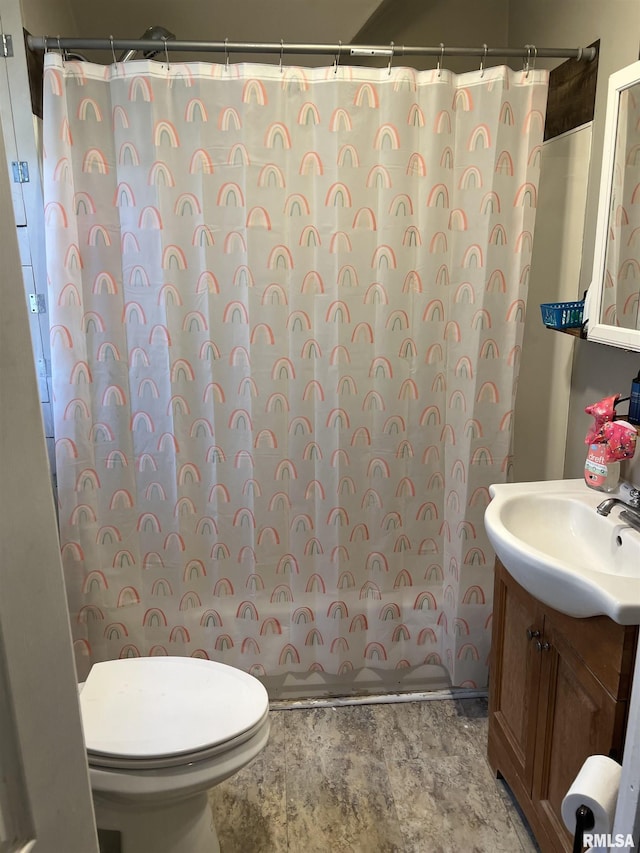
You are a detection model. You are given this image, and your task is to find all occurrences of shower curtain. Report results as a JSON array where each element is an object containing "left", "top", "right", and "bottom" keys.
[{"left": 43, "top": 53, "right": 547, "bottom": 689}]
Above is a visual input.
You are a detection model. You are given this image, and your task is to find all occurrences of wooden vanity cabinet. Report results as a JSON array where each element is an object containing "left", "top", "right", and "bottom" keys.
[{"left": 488, "top": 559, "right": 638, "bottom": 853}]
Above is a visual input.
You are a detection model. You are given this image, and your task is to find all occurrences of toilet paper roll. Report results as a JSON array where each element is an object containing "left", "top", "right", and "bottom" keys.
[{"left": 561, "top": 755, "right": 622, "bottom": 835}]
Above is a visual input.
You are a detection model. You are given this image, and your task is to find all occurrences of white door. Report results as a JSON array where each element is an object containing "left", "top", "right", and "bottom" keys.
[{"left": 0, "top": 96, "right": 99, "bottom": 852}]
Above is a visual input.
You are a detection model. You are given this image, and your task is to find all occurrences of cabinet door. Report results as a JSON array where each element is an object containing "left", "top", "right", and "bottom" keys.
[
  {"left": 533, "top": 621, "right": 619, "bottom": 853},
  {"left": 488, "top": 561, "right": 544, "bottom": 792}
]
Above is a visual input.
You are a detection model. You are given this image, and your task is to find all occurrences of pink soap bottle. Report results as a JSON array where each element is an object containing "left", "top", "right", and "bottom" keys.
[{"left": 584, "top": 443, "right": 620, "bottom": 492}]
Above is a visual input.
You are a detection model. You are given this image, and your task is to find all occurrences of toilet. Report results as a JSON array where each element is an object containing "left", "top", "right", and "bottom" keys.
[{"left": 79, "top": 656, "right": 270, "bottom": 853}]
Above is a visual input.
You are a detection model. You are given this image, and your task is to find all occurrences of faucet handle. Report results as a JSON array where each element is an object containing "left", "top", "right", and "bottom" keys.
[
  {"left": 596, "top": 481, "right": 640, "bottom": 516},
  {"left": 619, "top": 481, "right": 640, "bottom": 507},
  {"left": 620, "top": 509, "right": 640, "bottom": 533}
]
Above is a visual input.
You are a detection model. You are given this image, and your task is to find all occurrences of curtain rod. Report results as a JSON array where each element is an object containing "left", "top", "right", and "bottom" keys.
[{"left": 26, "top": 35, "right": 596, "bottom": 63}]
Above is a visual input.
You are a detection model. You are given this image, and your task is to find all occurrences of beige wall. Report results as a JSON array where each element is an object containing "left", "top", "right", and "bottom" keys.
[
  {"left": 67, "top": 0, "right": 381, "bottom": 42},
  {"left": 19, "top": 0, "right": 77, "bottom": 36},
  {"left": 512, "top": 125, "right": 592, "bottom": 482},
  {"left": 39, "top": 0, "right": 382, "bottom": 66},
  {"left": 356, "top": 0, "right": 509, "bottom": 72},
  {"left": 508, "top": 1, "right": 640, "bottom": 484}
]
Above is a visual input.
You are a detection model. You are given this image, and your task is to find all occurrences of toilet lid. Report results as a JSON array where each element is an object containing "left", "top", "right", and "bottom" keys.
[{"left": 80, "top": 657, "right": 269, "bottom": 759}]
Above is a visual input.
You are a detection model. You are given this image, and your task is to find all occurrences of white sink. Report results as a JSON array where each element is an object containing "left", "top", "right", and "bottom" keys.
[{"left": 484, "top": 479, "right": 640, "bottom": 624}]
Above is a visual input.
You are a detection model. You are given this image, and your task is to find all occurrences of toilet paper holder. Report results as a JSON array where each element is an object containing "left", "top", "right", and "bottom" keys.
[{"left": 573, "top": 805, "right": 595, "bottom": 853}]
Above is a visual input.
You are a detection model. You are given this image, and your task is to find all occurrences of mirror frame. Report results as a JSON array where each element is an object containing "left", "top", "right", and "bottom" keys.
[{"left": 588, "top": 60, "right": 640, "bottom": 350}]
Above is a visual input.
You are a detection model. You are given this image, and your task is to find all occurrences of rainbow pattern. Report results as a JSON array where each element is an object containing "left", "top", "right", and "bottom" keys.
[{"left": 43, "top": 55, "right": 547, "bottom": 689}]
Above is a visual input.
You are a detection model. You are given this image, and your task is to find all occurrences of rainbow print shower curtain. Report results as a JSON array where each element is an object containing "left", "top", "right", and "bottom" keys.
[{"left": 43, "top": 54, "right": 547, "bottom": 689}]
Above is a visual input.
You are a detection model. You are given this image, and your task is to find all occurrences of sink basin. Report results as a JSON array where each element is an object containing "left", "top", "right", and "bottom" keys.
[{"left": 484, "top": 479, "right": 640, "bottom": 624}]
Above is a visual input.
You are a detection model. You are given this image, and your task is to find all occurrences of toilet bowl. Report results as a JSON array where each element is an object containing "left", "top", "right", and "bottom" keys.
[{"left": 79, "top": 656, "right": 270, "bottom": 853}]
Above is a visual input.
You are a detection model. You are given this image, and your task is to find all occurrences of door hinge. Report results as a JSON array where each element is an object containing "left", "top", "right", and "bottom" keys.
[
  {"left": 1, "top": 34, "right": 13, "bottom": 58},
  {"left": 28, "top": 293, "right": 46, "bottom": 314},
  {"left": 12, "top": 161, "right": 29, "bottom": 183}
]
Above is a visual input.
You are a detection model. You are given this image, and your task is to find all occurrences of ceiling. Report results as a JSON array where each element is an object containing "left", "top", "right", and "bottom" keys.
[{"left": 64, "top": 0, "right": 386, "bottom": 63}]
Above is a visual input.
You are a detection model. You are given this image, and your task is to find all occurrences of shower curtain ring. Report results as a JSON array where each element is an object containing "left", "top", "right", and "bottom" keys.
[
  {"left": 110, "top": 35, "right": 116, "bottom": 65},
  {"left": 387, "top": 41, "right": 395, "bottom": 75},
  {"left": 437, "top": 43, "right": 445, "bottom": 78},
  {"left": 279, "top": 39, "right": 284, "bottom": 73},
  {"left": 524, "top": 44, "right": 532, "bottom": 77},
  {"left": 57, "top": 35, "right": 65, "bottom": 66},
  {"left": 530, "top": 44, "right": 537, "bottom": 75},
  {"left": 334, "top": 40, "right": 342, "bottom": 74},
  {"left": 479, "top": 43, "right": 487, "bottom": 77},
  {"left": 162, "top": 35, "right": 170, "bottom": 70},
  {"left": 224, "top": 37, "right": 230, "bottom": 71}
]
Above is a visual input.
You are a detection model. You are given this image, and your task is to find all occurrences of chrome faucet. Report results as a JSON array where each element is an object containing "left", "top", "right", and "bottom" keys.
[
  {"left": 596, "top": 481, "right": 640, "bottom": 516},
  {"left": 620, "top": 508, "right": 640, "bottom": 534}
]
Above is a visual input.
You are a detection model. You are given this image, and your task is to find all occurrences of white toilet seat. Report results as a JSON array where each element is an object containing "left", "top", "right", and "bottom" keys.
[
  {"left": 87, "top": 707, "right": 270, "bottom": 770},
  {"left": 80, "top": 656, "right": 269, "bottom": 764}
]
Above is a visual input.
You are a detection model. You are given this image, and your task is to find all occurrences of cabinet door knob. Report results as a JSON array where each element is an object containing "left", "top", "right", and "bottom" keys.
[
  {"left": 526, "top": 628, "right": 541, "bottom": 640},
  {"left": 536, "top": 640, "right": 551, "bottom": 652}
]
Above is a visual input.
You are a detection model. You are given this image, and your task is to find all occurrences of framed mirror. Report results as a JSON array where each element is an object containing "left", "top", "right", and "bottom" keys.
[{"left": 588, "top": 60, "right": 640, "bottom": 350}]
